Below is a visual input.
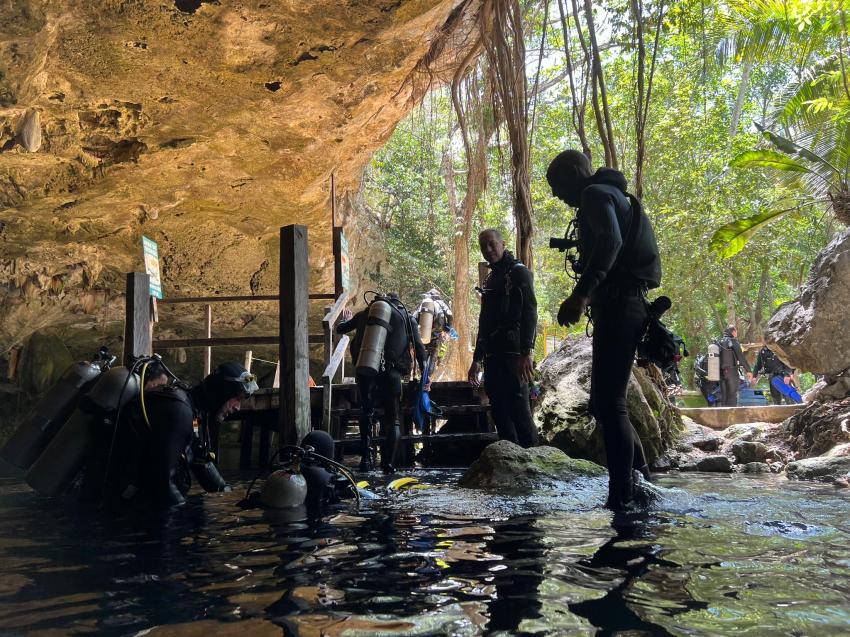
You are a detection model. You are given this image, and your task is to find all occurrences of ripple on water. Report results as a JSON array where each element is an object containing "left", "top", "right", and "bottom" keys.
[{"left": 0, "top": 472, "right": 847, "bottom": 636}]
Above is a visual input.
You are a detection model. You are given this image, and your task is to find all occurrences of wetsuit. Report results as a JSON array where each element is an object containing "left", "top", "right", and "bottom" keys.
[
  {"left": 473, "top": 251, "right": 538, "bottom": 448},
  {"left": 338, "top": 298, "right": 426, "bottom": 470},
  {"left": 717, "top": 335, "right": 751, "bottom": 407},
  {"left": 753, "top": 346, "right": 801, "bottom": 404},
  {"left": 573, "top": 168, "right": 662, "bottom": 509}
]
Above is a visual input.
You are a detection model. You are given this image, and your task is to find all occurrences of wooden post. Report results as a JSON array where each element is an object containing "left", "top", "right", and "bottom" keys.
[
  {"left": 279, "top": 225, "right": 310, "bottom": 446},
  {"left": 478, "top": 261, "right": 489, "bottom": 287},
  {"left": 123, "top": 272, "right": 153, "bottom": 366},
  {"left": 7, "top": 346, "right": 20, "bottom": 381},
  {"left": 333, "top": 226, "right": 344, "bottom": 299},
  {"left": 203, "top": 304, "right": 212, "bottom": 377}
]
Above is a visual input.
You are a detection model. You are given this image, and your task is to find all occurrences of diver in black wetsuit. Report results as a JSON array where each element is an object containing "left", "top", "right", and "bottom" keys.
[
  {"left": 717, "top": 326, "right": 752, "bottom": 407},
  {"left": 130, "top": 362, "right": 258, "bottom": 507},
  {"left": 337, "top": 293, "right": 426, "bottom": 473},
  {"left": 547, "top": 150, "right": 662, "bottom": 512}
]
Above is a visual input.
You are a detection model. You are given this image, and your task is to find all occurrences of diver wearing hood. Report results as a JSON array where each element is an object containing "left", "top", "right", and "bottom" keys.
[
  {"left": 135, "top": 362, "right": 258, "bottom": 507},
  {"left": 548, "top": 150, "right": 661, "bottom": 512}
]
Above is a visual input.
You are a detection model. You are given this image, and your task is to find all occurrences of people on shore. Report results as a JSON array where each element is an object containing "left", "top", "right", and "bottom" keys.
[{"left": 467, "top": 229, "right": 538, "bottom": 449}]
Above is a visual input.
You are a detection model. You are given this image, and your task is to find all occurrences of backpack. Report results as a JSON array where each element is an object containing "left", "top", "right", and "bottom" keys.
[{"left": 636, "top": 296, "right": 687, "bottom": 370}]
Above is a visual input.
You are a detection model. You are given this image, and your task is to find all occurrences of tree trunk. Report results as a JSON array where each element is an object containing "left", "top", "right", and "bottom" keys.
[
  {"left": 725, "top": 272, "right": 737, "bottom": 331},
  {"left": 583, "top": 0, "right": 617, "bottom": 168},
  {"left": 558, "top": 0, "right": 591, "bottom": 157},
  {"left": 729, "top": 56, "right": 754, "bottom": 141}
]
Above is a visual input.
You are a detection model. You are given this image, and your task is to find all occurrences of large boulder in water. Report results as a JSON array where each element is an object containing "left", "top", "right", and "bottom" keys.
[
  {"left": 534, "top": 335, "right": 683, "bottom": 465},
  {"left": 458, "top": 440, "right": 605, "bottom": 490},
  {"left": 765, "top": 229, "right": 850, "bottom": 375}
]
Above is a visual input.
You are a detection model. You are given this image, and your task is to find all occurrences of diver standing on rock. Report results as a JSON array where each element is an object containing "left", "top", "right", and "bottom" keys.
[
  {"left": 547, "top": 150, "right": 662, "bottom": 512},
  {"left": 467, "top": 229, "right": 538, "bottom": 449}
]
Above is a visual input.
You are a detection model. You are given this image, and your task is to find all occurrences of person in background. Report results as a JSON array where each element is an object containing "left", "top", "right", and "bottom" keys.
[{"left": 752, "top": 345, "right": 802, "bottom": 404}]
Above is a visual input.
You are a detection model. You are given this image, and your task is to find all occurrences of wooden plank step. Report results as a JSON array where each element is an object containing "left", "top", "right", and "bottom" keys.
[
  {"left": 332, "top": 404, "right": 490, "bottom": 419},
  {"left": 334, "top": 432, "right": 499, "bottom": 447}
]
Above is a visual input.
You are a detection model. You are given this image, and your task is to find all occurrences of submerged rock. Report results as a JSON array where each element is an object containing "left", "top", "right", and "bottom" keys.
[
  {"left": 766, "top": 229, "right": 850, "bottom": 375},
  {"left": 741, "top": 462, "right": 771, "bottom": 474},
  {"left": 535, "top": 335, "right": 683, "bottom": 466},
  {"left": 458, "top": 440, "right": 605, "bottom": 490},
  {"left": 686, "top": 455, "right": 733, "bottom": 473},
  {"left": 786, "top": 456, "right": 850, "bottom": 482}
]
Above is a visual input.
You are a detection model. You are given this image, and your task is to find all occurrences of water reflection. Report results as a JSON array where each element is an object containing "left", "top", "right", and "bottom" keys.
[{"left": 0, "top": 472, "right": 848, "bottom": 636}]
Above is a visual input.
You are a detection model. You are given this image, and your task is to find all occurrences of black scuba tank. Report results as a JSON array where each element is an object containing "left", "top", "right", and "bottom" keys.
[
  {"left": 25, "top": 367, "right": 140, "bottom": 497},
  {"left": 1, "top": 359, "right": 105, "bottom": 472}
]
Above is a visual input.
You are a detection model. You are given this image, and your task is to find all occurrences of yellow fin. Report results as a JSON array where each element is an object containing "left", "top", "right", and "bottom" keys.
[
  {"left": 387, "top": 477, "right": 419, "bottom": 490},
  {"left": 355, "top": 481, "right": 370, "bottom": 489}
]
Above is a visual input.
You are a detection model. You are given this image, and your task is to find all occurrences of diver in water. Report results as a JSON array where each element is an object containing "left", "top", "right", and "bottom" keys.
[
  {"left": 245, "top": 430, "right": 364, "bottom": 519},
  {"left": 132, "top": 362, "right": 258, "bottom": 507}
]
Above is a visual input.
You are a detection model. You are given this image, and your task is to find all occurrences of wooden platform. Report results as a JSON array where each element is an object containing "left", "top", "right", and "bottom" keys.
[
  {"left": 233, "top": 380, "right": 496, "bottom": 467},
  {"left": 678, "top": 404, "right": 805, "bottom": 430}
]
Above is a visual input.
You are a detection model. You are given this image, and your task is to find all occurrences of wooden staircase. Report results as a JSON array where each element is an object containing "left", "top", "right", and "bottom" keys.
[{"left": 236, "top": 380, "right": 496, "bottom": 468}]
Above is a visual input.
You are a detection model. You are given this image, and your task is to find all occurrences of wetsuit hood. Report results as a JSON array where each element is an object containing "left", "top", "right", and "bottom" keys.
[{"left": 588, "top": 167, "right": 628, "bottom": 192}]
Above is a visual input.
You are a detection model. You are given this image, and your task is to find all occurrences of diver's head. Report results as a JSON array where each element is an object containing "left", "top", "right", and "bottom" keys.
[
  {"left": 546, "top": 150, "right": 592, "bottom": 207},
  {"left": 724, "top": 325, "right": 737, "bottom": 339},
  {"left": 478, "top": 229, "right": 506, "bottom": 264},
  {"left": 201, "top": 362, "right": 259, "bottom": 421}
]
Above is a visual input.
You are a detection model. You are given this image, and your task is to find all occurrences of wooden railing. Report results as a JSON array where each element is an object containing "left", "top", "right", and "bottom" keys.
[{"left": 320, "top": 290, "right": 350, "bottom": 429}]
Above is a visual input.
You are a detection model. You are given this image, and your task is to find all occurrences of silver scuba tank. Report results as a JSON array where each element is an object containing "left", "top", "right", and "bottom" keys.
[
  {"left": 259, "top": 470, "right": 308, "bottom": 508},
  {"left": 417, "top": 297, "right": 435, "bottom": 345},
  {"left": 1, "top": 360, "right": 103, "bottom": 471},
  {"left": 356, "top": 298, "right": 393, "bottom": 376},
  {"left": 707, "top": 343, "right": 721, "bottom": 382},
  {"left": 25, "top": 367, "right": 140, "bottom": 497}
]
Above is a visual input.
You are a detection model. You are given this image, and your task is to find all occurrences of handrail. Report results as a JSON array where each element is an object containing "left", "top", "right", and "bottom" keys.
[
  {"left": 153, "top": 334, "right": 324, "bottom": 349},
  {"left": 321, "top": 334, "right": 350, "bottom": 430},
  {"left": 321, "top": 290, "right": 349, "bottom": 329},
  {"left": 157, "top": 293, "right": 336, "bottom": 304},
  {"left": 322, "top": 334, "right": 349, "bottom": 380}
]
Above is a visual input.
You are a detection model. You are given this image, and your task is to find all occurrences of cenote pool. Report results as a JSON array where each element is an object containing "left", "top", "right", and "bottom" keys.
[{"left": 0, "top": 471, "right": 848, "bottom": 636}]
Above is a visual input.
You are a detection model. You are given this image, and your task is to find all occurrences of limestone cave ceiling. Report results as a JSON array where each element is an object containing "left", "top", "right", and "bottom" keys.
[{"left": 0, "top": 0, "right": 479, "bottom": 351}]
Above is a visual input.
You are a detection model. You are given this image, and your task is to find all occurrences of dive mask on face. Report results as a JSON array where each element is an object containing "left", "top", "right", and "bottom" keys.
[{"left": 221, "top": 371, "right": 259, "bottom": 396}]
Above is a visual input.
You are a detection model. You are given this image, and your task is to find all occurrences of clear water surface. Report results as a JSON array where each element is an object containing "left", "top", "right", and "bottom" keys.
[{"left": 0, "top": 470, "right": 848, "bottom": 636}]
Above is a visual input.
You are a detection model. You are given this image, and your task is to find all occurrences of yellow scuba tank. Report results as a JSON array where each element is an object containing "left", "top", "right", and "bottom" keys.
[
  {"left": 1, "top": 359, "right": 104, "bottom": 472},
  {"left": 418, "top": 297, "right": 435, "bottom": 345},
  {"left": 25, "top": 367, "right": 140, "bottom": 497},
  {"left": 356, "top": 298, "right": 393, "bottom": 376}
]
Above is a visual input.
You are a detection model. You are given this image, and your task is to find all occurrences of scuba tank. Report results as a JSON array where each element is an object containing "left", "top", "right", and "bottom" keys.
[
  {"left": 25, "top": 367, "right": 140, "bottom": 497},
  {"left": 260, "top": 470, "right": 308, "bottom": 508},
  {"left": 356, "top": 297, "right": 393, "bottom": 376},
  {"left": 417, "top": 297, "right": 435, "bottom": 345},
  {"left": 1, "top": 351, "right": 111, "bottom": 472},
  {"left": 707, "top": 343, "right": 721, "bottom": 382}
]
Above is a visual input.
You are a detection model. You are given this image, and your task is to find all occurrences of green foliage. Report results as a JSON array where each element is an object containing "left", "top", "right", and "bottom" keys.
[{"left": 363, "top": 0, "right": 841, "bottom": 380}]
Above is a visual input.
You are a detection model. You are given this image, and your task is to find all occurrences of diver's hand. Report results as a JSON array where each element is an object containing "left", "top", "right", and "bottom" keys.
[
  {"left": 557, "top": 293, "right": 588, "bottom": 326},
  {"left": 516, "top": 354, "right": 533, "bottom": 383},
  {"left": 467, "top": 361, "right": 482, "bottom": 388},
  {"left": 341, "top": 308, "right": 354, "bottom": 322}
]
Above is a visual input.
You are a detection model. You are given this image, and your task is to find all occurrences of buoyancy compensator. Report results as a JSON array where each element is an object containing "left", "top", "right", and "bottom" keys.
[
  {"left": 26, "top": 365, "right": 140, "bottom": 497},
  {"left": 1, "top": 347, "right": 115, "bottom": 472}
]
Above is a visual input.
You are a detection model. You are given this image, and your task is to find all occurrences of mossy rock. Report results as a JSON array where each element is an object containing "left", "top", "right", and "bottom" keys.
[{"left": 458, "top": 440, "right": 605, "bottom": 490}]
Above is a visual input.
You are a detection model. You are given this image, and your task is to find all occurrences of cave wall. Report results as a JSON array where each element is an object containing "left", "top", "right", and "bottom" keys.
[{"left": 0, "top": 0, "right": 479, "bottom": 355}]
